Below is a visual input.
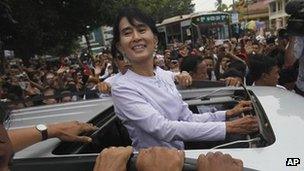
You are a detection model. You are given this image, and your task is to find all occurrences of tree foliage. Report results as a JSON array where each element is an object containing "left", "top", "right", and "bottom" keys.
[
  {"left": 138, "top": 0, "right": 194, "bottom": 23},
  {"left": 215, "top": 1, "right": 230, "bottom": 12},
  {"left": 2, "top": 0, "right": 194, "bottom": 62},
  {"left": 6, "top": 0, "right": 116, "bottom": 59}
]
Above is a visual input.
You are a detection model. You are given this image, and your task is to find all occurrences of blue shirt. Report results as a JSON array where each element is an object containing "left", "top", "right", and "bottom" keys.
[{"left": 111, "top": 67, "right": 226, "bottom": 150}]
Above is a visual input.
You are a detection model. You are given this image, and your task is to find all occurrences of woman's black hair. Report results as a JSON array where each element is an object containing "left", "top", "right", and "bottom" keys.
[
  {"left": 111, "top": 6, "right": 158, "bottom": 59},
  {"left": 180, "top": 56, "right": 203, "bottom": 73}
]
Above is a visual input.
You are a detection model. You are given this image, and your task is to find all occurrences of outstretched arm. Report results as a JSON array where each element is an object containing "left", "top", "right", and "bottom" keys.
[{"left": 8, "top": 121, "right": 97, "bottom": 152}]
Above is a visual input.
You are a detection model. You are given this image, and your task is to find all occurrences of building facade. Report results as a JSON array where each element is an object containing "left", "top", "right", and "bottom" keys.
[
  {"left": 78, "top": 26, "right": 113, "bottom": 54},
  {"left": 237, "top": 0, "right": 271, "bottom": 29},
  {"left": 100, "top": 26, "right": 113, "bottom": 47},
  {"left": 268, "top": 0, "right": 290, "bottom": 30}
]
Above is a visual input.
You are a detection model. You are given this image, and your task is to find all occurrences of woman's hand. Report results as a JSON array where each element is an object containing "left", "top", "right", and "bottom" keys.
[
  {"left": 175, "top": 71, "right": 192, "bottom": 87},
  {"left": 226, "top": 115, "right": 259, "bottom": 134},
  {"left": 97, "top": 82, "right": 111, "bottom": 94},
  {"left": 226, "top": 101, "right": 253, "bottom": 118},
  {"left": 93, "top": 146, "right": 133, "bottom": 171},
  {"left": 48, "top": 121, "right": 98, "bottom": 143}
]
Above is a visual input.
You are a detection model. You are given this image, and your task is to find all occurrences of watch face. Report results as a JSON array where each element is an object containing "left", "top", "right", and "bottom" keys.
[{"left": 36, "top": 124, "right": 47, "bottom": 131}]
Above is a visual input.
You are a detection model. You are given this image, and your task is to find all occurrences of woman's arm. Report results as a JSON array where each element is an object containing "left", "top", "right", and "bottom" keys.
[{"left": 112, "top": 84, "right": 226, "bottom": 142}]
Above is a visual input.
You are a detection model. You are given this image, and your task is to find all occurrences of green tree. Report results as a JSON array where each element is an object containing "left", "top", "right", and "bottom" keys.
[
  {"left": 138, "top": 0, "right": 194, "bottom": 23},
  {"left": 4, "top": 0, "right": 194, "bottom": 63},
  {"left": 215, "top": 1, "right": 229, "bottom": 12},
  {"left": 108, "top": 0, "right": 194, "bottom": 23},
  {"left": 6, "top": 0, "right": 117, "bottom": 63}
]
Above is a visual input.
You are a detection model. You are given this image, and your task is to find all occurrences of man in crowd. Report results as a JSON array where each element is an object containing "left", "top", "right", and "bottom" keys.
[
  {"left": 285, "top": 36, "right": 304, "bottom": 96},
  {"left": 249, "top": 54, "right": 285, "bottom": 89}
]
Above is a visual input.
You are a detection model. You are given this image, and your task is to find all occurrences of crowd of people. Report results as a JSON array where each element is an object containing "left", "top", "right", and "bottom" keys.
[
  {"left": 0, "top": 21, "right": 301, "bottom": 110},
  {"left": 0, "top": 26, "right": 299, "bottom": 110},
  {"left": 0, "top": 50, "right": 116, "bottom": 109}
]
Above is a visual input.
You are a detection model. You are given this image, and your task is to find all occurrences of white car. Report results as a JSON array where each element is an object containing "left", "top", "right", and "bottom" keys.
[{"left": 8, "top": 85, "right": 304, "bottom": 171}]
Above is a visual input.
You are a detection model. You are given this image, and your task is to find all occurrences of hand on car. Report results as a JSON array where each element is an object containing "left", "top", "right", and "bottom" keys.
[
  {"left": 226, "top": 101, "right": 253, "bottom": 118},
  {"left": 136, "top": 147, "right": 185, "bottom": 171},
  {"left": 226, "top": 115, "right": 259, "bottom": 134},
  {"left": 221, "top": 77, "right": 242, "bottom": 87},
  {"left": 48, "top": 121, "right": 98, "bottom": 143},
  {"left": 175, "top": 71, "right": 192, "bottom": 87},
  {"left": 93, "top": 146, "right": 133, "bottom": 171},
  {"left": 197, "top": 152, "right": 243, "bottom": 171},
  {"left": 97, "top": 82, "right": 111, "bottom": 94}
]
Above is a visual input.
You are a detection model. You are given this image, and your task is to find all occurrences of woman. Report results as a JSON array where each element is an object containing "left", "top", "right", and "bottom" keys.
[{"left": 111, "top": 7, "right": 258, "bottom": 150}]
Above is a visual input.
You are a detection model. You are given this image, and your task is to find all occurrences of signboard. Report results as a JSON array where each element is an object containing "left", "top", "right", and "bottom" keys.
[
  {"left": 194, "top": 14, "right": 229, "bottom": 24},
  {"left": 231, "top": 12, "right": 239, "bottom": 24}
]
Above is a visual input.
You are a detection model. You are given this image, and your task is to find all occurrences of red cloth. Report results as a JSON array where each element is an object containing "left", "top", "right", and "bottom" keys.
[{"left": 83, "top": 64, "right": 92, "bottom": 76}]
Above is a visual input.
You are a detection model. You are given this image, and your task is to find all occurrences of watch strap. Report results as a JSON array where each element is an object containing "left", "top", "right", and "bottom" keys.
[{"left": 41, "top": 129, "right": 48, "bottom": 141}]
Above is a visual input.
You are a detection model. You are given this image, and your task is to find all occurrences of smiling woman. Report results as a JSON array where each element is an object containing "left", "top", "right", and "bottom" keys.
[
  {"left": 111, "top": 6, "right": 258, "bottom": 151},
  {"left": 112, "top": 6, "right": 159, "bottom": 76}
]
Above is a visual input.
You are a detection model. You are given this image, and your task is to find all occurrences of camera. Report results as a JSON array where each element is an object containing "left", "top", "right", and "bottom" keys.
[{"left": 285, "top": 0, "right": 304, "bottom": 36}]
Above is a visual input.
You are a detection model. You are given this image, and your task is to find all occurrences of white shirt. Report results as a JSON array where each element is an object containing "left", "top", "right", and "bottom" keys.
[{"left": 111, "top": 67, "right": 226, "bottom": 150}]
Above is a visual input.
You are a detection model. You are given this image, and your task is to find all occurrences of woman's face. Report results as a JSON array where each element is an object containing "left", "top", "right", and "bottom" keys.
[{"left": 117, "top": 17, "right": 158, "bottom": 64}]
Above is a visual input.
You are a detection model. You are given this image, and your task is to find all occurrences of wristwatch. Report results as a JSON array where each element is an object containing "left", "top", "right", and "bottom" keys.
[{"left": 35, "top": 124, "right": 48, "bottom": 141}]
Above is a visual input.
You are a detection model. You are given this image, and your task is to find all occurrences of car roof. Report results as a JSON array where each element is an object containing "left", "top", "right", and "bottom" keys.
[
  {"left": 183, "top": 86, "right": 304, "bottom": 171},
  {"left": 9, "top": 86, "right": 304, "bottom": 170}
]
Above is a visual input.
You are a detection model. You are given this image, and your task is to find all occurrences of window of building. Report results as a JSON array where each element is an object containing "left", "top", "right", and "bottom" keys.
[
  {"left": 270, "top": 2, "right": 276, "bottom": 13},
  {"left": 278, "top": 1, "right": 282, "bottom": 11}
]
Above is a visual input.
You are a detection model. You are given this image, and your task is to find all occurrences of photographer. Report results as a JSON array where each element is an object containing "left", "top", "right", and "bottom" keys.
[{"left": 284, "top": 0, "right": 304, "bottom": 96}]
